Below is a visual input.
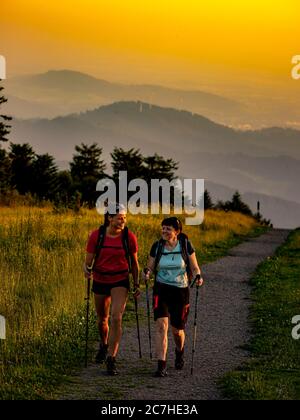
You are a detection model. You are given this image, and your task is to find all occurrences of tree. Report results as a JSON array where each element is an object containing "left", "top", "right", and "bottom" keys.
[
  {"left": 70, "top": 143, "right": 106, "bottom": 207},
  {"left": 9, "top": 143, "right": 35, "bottom": 195},
  {"left": 229, "top": 191, "right": 252, "bottom": 216},
  {"left": 204, "top": 189, "right": 214, "bottom": 210},
  {"left": 111, "top": 148, "right": 144, "bottom": 181},
  {"left": 31, "top": 154, "right": 59, "bottom": 200},
  {"left": 143, "top": 154, "right": 179, "bottom": 183},
  {"left": 215, "top": 191, "right": 253, "bottom": 216},
  {"left": 0, "top": 82, "right": 12, "bottom": 143},
  {"left": 110, "top": 148, "right": 145, "bottom": 203},
  {"left": 0, "top": 148, "right": 11, "bottom": 194},
  {"left": 110, "top": 148, "right": 179, "bottom": 205},
  {"left": 55, "top": 170, "right": 74, "bottom": 203},
  {"left": 0, "top": 83, "right": 12, "bottom": 198},
  {"left": 111, "top": 149, "right": 179, "bottom": 183},
  {"left": 143, "top": 153, "right": 179, "bottom": 206}
]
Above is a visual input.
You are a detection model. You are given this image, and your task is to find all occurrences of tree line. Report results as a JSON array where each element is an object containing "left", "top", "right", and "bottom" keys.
[
  {"left": 0, "top": 142, "right": 179, "bottom": 208},
  {"left": 203, "top": 190, "right": 271, "bottom": 225}
]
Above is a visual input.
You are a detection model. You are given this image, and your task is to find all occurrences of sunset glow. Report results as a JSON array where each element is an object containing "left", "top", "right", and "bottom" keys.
[{"left": 1, "top": 0, "right": 299, "bottom": 87}]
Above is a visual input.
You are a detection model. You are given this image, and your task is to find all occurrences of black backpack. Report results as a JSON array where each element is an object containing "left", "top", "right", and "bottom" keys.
[
  {"left": 153, "top": 233, "right": 192, "bottom": 281},
  {"left": 92, "top": 225, "right": 132, "bottom": 274}
]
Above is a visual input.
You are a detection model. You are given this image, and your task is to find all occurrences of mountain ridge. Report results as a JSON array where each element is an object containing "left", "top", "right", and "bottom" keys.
[
  {"left": 5, "top": 100, "right": 300, "bottom": 228},
  {"left": 3, "top": 70, "right": 248, "bottom": 124}
]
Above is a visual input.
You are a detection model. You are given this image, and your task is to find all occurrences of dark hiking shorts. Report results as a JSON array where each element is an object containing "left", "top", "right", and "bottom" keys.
[
  {"left": 92, "top": 278, "right": 130, "bottom": 296},
  {"left": 153, "top": 282, "right": 190, "bottom": 330}
]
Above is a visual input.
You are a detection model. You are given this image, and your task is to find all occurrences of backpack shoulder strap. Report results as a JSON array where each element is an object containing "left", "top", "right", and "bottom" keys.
[
  {"left": 178, "top": 233, "right": 193, "bottom": 280},
  {"left": 122, "top": 226, "right": 132, "bottom": 273},
  {"left": 179, "top": 234, "right": 189, "bottom": 265},
  {"left": 92, "top": 225, "right": 106, "bottom": 270},
  {"left": 153, "top": 239, "right": 165, "bottom": 273}
]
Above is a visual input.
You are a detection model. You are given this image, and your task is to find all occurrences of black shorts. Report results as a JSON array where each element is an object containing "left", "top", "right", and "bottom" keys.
[
  {"left": 92, "top": 278, "right": 130, "bottom": 296},
  {"left": 153, "top": 282, "right": 190, "bottom": 330}
]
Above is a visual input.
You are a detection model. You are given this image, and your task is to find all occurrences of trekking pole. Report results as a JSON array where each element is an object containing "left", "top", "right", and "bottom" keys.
[
  {"left": 134, "top": 294, "right": 142, "bottom": 359},
  {"left": 190, "top": 274, "right": 201, "bottom": 376},
  {"left": 144, "top": 268, "right": 153, "bottom": 359},
  {"left": 84, "top": 271, "right": 91, "bottom": 368}
]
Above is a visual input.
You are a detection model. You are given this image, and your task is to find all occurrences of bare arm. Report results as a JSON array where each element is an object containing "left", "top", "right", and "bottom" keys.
[
  {"left": 83, "top": 252, "right": 95, "bottom": 278},
  {"left": 146, "top": 256, "right": 156, "bottom": 273},
  {"left": 189, "top": 252, "right": 201, "bottom": 277},
  {"left": 85, "top": 252, "right": 94, "bottom": 268},
  {"left": 141, "top": 256, "right": 156, "bottom": 284},
  {"left": 189, "top": 252, "right": 204, "bottom": 286},
  {"left": 131, "top": 252, "right": 140, "bottom": 287}
]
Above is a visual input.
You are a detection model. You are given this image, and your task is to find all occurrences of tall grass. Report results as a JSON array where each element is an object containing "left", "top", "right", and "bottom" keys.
[{"left": 0, "top": 206, "right": 262, "bottom": 399}]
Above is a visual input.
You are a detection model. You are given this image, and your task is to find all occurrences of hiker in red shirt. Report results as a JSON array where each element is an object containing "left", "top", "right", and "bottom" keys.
[{"left": 84, "top": 204, "right": 140, "bottom": 375}]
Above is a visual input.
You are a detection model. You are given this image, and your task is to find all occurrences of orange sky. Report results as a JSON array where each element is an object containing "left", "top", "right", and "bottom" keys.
[{"left": 1, "top": 0, "right": 299, "bottom": 93}]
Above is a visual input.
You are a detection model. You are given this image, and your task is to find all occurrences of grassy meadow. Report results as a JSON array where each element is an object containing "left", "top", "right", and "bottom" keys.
[{"left": 0, "top": 206, "right": 265, "bottom": 399}]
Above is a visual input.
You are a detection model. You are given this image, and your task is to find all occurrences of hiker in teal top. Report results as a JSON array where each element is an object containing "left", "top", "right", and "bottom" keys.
[
  {"left": 143, "top": 217, "right": 204, "bottom": 377},
  {"left": 155, "top": 240, "right": 194, "bottom": 288}
]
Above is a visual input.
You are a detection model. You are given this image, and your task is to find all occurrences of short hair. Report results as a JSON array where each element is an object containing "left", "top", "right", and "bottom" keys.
[{"left": 161, "top": 217, "right": 182, "bottom": 232}]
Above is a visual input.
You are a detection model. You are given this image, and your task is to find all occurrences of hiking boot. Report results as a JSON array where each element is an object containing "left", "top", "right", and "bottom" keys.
[
  {"left": 95, "top": 344, "right": 108, "bottom": 364},
  {"left": 175, "top": 348, "right": 185, "bottom": 370},
  {"left": 106, "top": 356, "right": 118, "bottom": 376},
  {"left": 155, "top": 360, "right": 168, "bottom": 377}
]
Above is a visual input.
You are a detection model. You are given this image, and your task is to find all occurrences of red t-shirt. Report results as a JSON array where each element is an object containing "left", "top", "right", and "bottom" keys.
[{"left": 86, "top": 228, "right": 138, "bottom": 284}]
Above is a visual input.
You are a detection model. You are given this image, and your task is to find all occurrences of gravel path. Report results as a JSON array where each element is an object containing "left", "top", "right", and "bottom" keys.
[{"left": 56, "top": 229, "right": 290, "bottom": 400}]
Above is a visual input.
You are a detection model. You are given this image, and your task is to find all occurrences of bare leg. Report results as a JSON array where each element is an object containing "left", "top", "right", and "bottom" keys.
[
  {"left": 108, "top": 287, "right": 128, "bottom": 358},
  {"left": 155, "top": 317, "right": 169, "bottom": 361},
  {"left": 94, "top": 294, "right": 111, "bottom": 345},
  {"left": 172, "top": 327, "right": 185, "bottom": 352}
]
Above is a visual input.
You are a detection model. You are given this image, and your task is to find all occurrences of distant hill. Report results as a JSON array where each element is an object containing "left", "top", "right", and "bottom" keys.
[
  {"left": 181, "top": 152, "right": 300, "bottom": 204},
  {"left": 5, "top": 69, "right": 300, "bottom": 127},
  {"left": 4, "top": 70, "right": 243, "bottom": 124},
  {"left": 9, "top": 100, "right": 300, "bottom": 219},
  {"left": 10, "top": 100, "right": 300, "bottom": 159},
  {"left": 205, "top": 181, "right": 300, "bottom": 229}
]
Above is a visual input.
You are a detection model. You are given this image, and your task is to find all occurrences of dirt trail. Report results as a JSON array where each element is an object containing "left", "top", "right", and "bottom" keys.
[{"left": 55, "top": 229, "right": 290, "bottom": 400}]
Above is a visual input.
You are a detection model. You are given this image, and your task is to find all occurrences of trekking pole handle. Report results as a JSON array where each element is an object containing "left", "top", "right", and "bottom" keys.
[
  {"left": 83, "top": 262, "right": 93, "bottom": 275},
  {"left": 190, "top": 274, "right": 203, "bottom": 288},
  {"left": 143, "top": 268, "right": 151, "bottom": 285}
]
